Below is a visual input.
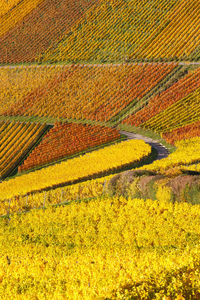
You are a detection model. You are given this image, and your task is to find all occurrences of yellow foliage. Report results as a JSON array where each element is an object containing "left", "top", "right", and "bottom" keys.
[
  {"left": 137, "top": 0, "right": 200, "bottom": 60},
  {"left": 0, "top": 0, "right": 21, "bottom": 17},
  {"left": 181, "top": 163, "right": 200, "bottom": 173},
  {"left": 40, "top": 0, "right": 199, "bottom": 62},
  {"left": 0, "top": 0, "right": 43, "bottom": 37},
  {"left": 0, "top": 64, "right": 175, "bottom": 123},
  {"left": 0, "top": 196, "right": 200, "bottom": 298},
  {"left": 156, "top": 182, "right": 172, "bottom": 202},
  {"left": 139, "top": 137, "right": 200, "bottom": 173},
  {"left": 0, "top": 139, "right": 151, "bottom": 200},
  {"left": 0, "top": 174, "right": 114, "bottom": 216},
  {"left": 0, "top": 65, "right": 61, "bottom": 115},
  {"left": 142, "top": 88, "right": 200, "bottom": 133},
  {"left": 0, "top": 121, "right": 46, "bottom": 178}
]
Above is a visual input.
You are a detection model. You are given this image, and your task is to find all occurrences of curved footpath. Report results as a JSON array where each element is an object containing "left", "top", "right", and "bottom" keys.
[{"left": 120, "top": 130, "right": 169, "bottom": 160}]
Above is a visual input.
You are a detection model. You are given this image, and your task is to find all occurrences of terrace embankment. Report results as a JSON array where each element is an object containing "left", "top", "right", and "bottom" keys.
[{"left": 107, "top": 169, "right": 200, "bottom": 204}]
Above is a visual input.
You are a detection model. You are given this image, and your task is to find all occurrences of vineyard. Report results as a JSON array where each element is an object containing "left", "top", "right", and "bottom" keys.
[
  {"left": 0, "top": 121, "right": 47, "bottom": 178},
  {"left": 0, "top": 0, "right": 199, "bottom": 64},
  {"left": 0, "top": 0, "right": 200, "bottom": 298},
  {"left": 123, "top": 65, "right": 200, "bottom": 143},
  {"left": 1, "top": 63, "right": 176, "bottom": 122},
  {"left": 0, "top": 0, "right": 97, "bottom": 64},
  {"left": 40, "top": 0, "right": 200, "bottom": 63},
  {"left": 19, "top": 123, "right": 121, "bottom": 172},
  {"left": 138, "top": 137, "right": 200, "bottom": 173},
  {"left": 0, "top": 0, "right": 22, "bottom": 17},
  {"left": 1, "top": 196, "right": 200, "bottom": 298},
  {"left": 163, "top": 121, "right": 200, "bottom": 144},
  {"left": 0, "top": 139, "right": 151, "bottom": 200},
  {"left": 0, "top": 64, "right": 199, "bottom": 146},
  {"left": 124, "top": 66, "right": 200, "bottom": 126}
]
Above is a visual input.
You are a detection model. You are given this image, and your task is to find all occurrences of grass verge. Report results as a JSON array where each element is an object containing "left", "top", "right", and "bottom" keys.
[{"left": 118, "top": 123, "right": 176, "bottom": 153}]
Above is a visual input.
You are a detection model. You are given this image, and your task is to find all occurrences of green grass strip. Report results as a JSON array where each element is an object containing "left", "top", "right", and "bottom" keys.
[
  {"left": 0, "top": 114, "right": 115, "bottom": 128},
  {"left": 118, "top": 123, "right": 176, "bottom": 153}
]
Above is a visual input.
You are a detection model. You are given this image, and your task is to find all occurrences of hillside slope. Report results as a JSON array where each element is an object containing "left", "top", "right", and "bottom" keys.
[
  {"left": 40, "top": 0, "right": 200, "bottom": 63},
  {"left": 0, "top": 0, "right": 199, "bottom": 64},
  {"left": 0, "top": 0, "right": 97, "bottom": 63}
]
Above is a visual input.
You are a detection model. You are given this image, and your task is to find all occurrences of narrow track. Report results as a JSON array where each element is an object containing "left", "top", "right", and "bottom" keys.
[
  {"left": 0, "top": 61, "right": 199, "bottom": 69},
  {"left": 120, "top": 130, "right": 169, "bottom": 160}
]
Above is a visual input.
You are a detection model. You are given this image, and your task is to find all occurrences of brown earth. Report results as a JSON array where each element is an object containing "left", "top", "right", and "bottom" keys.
[{"left": 107, "top": 170, "right": 200, "bottom": 204}]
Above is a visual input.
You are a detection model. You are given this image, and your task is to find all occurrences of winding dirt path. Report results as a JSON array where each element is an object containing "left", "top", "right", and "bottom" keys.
[{"left": 120, "top": 130, "right": 169, "bottom": 160}]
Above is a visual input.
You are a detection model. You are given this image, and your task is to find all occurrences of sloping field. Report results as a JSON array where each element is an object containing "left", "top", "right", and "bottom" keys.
[
  {"left": 0, "top": 0, "right": 199, "bottom": 63},
  {"left": 1, "top": 64, "right": 200, "bottom": 142},
  {"left": 19, "top": 123, "right": 121, "bottom": 172},
  {"left": 124, "top": 66, "right": 200, "bottom": 126},
  {"left": 163, "top": 121, "right": 200, "bottom": 144},
  {"left": 0, "top": 139, "right": 151, "bottom": 200},
  {"left": 1, "top": 63, "right": 177, "bottom": 122},
  {"left": 40, "top": 0, "right": 200, "bottom": 63},
  {"left": 133, "top": 0, "right": 200, "bottom": 60},
  {"left": 123, "top": 65, "right": 200, "bottom": 143},
  {"left": 0, "top": 121, "right": 47, "bottom": 178},
  {"left": 0, "top": 0, "right": 97, "bottom": 63},
  {"left": 141, "top": 88, "right": 200, "bottom": 133},
  {"left": 138, "top": 137, "right": 200, "bottom": 173},
  {"left": 0, "top": 64, "right": 199, "bottom": 179},
  {"left": 1, "top": 0, "right": 200, "bottom": 298},
  {"left": 0, "top": 0, "right": 43, "bottom": 37},
  {"left": 1, "top": 195, "right": 200, "bottom": 298},
  {"left": 0, "top": 65, "right": 63, "bottom": 115},
  {"left": 0, "top": 0, "right": 22, "bottom": 17}
]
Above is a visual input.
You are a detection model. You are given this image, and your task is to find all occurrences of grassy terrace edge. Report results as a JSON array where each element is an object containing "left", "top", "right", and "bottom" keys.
[
  {"left": 0, "top": 61, "right": 199, "bottom": 68},
  {"left": 118, "top": 123, "right": 176, "bottom": 153},
  {"left": 0, "top": 115, "right": 115, "bottom": 128}
]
